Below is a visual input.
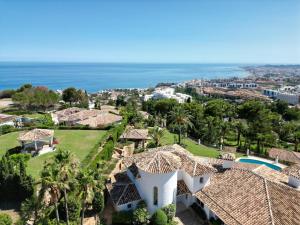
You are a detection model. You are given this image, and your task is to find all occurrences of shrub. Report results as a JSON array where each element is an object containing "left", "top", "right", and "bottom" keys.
[
  {"left": 162, "top": 204, "right": 176, "bottom": 222},
  {"left": 132, "top": 201, "right": 150, "bottom": 225},
  {"left": 92, "top": 191, "right": 104, "bottom": 214},
  {"left": 0, "top": 125, "right": 16, "bottom": 135},
  {"left": 0, "top": 213, "right": 13, "bottom": 225},
  {"left": 151, "top": 209, "right": 168, "bottom": 225},
  {"left": 112, "top": 211, "right": 132, "bottom": 225},
  {"left": 58, "top": 196, "right": 80, "bottom": 222}
]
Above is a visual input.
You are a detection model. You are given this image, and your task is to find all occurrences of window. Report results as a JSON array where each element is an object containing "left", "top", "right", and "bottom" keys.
[
  {"left": 200, "top": 177, "right": 204, "bottom": 183},
  {"left": 153, "top": 186, "right": 158, "bottom": 205},
  {"left": 127, "top": 204, "right": 132, "bottom": 209}
]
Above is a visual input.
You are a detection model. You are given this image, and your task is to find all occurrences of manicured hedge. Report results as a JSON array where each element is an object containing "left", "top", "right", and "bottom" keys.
[{"left": 83, "top": 118, "right": 127, "bottom": 169}]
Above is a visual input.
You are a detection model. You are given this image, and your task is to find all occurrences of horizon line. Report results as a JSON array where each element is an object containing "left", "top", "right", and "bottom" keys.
[{"left": 0, "top": 60, "right": 299, "bottom": 65}]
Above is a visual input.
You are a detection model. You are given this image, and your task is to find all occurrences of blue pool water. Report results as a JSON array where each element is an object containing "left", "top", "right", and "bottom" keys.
[{"left": 238, "top": 158, "right": 282, "bottom": 171}]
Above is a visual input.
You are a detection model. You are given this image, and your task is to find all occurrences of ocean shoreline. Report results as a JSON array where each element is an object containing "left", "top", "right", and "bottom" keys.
[{"left": 0, "top": 63, "right": 251, "bottom": 92}]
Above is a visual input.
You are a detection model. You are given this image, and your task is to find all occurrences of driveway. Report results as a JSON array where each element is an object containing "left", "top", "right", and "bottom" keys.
[{"left": 175, "top": 208, "right": 205, "bottom": 225}]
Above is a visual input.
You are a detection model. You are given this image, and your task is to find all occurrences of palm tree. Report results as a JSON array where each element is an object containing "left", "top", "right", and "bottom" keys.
[
  {"left": 150, "top": 126, "right": 165, "bottom": 147},
  {"left": 169, "top": 106, "right": 192, "bottom": 145},
  {"left": 77, "top": 169, "right": 96, "bottom": 225},
  {"left": 54, "top": 150, "right": 79, "bottom": 225},
  {"left": 40, "top": 164, "right": 61, "bottom": 224}
]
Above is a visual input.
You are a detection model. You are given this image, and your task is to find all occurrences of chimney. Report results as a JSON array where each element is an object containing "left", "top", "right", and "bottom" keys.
[
  {"left": 221, "top": 153, "right": 235, "bottom": 169},
  {"left": 288, "top": 174, "right": 300, "bottom": 189},
  {"left": 286, "top": 165, "right": 300, "bottom": 189}
]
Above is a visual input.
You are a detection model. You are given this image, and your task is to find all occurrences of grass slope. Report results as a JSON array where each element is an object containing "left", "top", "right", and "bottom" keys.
[
  {"left": 161, "top": 130, "right": 221, "bottom": 158},
  {"left": 0, "top": 132, "right": 20, "bottom": 157},
  {"left": 0, "top": 130, "right": 106, "bottom": 178}
]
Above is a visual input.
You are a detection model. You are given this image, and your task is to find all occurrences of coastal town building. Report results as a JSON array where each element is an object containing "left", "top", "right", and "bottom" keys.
[
  {"left": 144, "top": 87, "right": 192, "bottom": 103},
  {"left": 263, "top": 85, "right": 300, "bottom": 105},
  {"left": 106, "top": 145, "right": 300, "bottom": 225}
]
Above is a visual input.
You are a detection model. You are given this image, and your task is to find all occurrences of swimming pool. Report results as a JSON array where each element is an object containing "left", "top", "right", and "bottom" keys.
[{"left": 238, "top": 158, "right": 282, "bottom": 171}]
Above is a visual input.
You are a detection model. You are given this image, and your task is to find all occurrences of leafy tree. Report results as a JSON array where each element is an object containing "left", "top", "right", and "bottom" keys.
[
  {"left": 12, "top": 85, "right": 59, "bottom": 111},
  {"left": 0, "top": 154, "right": 34, "bottom": 202},
  {"left": 169, "top": 106, "right": 192, "bottom": 145},
  {"left": 62, "top": 87, "right": 78, "bottom": 106}
]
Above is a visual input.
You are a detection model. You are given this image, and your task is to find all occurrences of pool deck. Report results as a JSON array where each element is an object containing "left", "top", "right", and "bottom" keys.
[{"left": 236, "top": 155, "right": 287, "bottom": 169}]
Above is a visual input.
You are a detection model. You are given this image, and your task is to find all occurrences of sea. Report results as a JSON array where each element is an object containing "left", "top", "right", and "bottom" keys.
[{"left": 0, "top": 62, "right": 251, "bottom": 93}]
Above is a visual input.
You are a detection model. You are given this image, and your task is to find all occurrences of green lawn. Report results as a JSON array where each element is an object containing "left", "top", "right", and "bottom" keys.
[
  {"left": 161, "top": 130, "right": 221, "bottom": 158},
  {"left": 0, "top": 130, "right": 107, "bottom": 178},
  {"left": 0, "top": 132, "right": 20, "bottom": 157}
]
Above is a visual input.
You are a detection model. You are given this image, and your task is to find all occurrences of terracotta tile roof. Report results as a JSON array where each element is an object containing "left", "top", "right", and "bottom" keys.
[
  {"left": 120, "top": 128, "right": 150, "bottom": 140},
  {"left": 231, "top": 162, "right": 260, "bottom": 171},
  {"left": 196, "top": 169, "right": 300, "bottom": 225},
  {"left": 54, "top": 107, "right": 83, "bottom": 119},
  {"left": 106, "top": 172, "right": 141, "bottom": 206},
  {"left": 18, "top": 129, "right": 54, "bottom": 141},
  {"left": 269, "top": 148, "right": 300, "bottom": 164},
  {"left": 253, "top": 165, "right": 288, "bottom": 184},
  {"left": 76, "top": 113, "right": 122, "bottom": 128},
  {"left": 107, "top": 183, "right": 141, "bottom": 205},
  {"left": 100, "top": 105, "right": 119, "bottom": 114},
  {"left": 135, "top": 151, "right": 181, "bottom": 173},
  {"left": 282, "top": 164, "right": 300, "bottom": 180},
  {"left": 123, "top": 144, "right": 215, "bottom": 176},
  {"left": 59, "top": 109, "right": 103, "bottom": 123},
  {"left": 173, "top": 151, "right": 216, "bottom": 177},
  {"left": 177, "top": 180, "right": 190, "bottom": 196}
]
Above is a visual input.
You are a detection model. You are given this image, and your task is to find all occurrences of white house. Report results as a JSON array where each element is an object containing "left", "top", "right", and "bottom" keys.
[
  {"left": 144, "top": 87, "right": 192, "bottom": 103},
  {"left": 106, "top": 144, "right": 300, "bottom": 225},
  {"left": 0, "top": 113, "right": 16, "bottom": 127}
]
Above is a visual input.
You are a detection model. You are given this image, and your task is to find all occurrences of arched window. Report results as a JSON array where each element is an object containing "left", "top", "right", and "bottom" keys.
[{"left": 153, "top": 186, "right": 158, "bottom": 205}]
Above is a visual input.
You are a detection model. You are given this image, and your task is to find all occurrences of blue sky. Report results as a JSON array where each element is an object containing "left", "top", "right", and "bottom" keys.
[{"left": 0, "top": 0, "right": 299, "bottom": 63}]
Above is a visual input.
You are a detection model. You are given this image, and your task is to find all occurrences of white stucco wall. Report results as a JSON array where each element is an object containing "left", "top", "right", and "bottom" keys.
[
  {"left": 0, "top": 121, "right": 15, "bottom": 127},
  {"left": 51, "top": 113, "right": 59, "bottom": 125},
  {"left": 116, "top": 200, "right": 140, "bottom": 211},
  {"left": 182, "top": 171, "right": 211, "bottom": 193},
  {"left": 136, "top": 169, "right": 177, "bottom": 214},
  {"left": 288, "top": 176, "right": 300, "bottom": 188},
  {"left": 223, "top": 160, "right": 234, "bottom": 169},
  {"left": 176, "top": 193, "right": 193, "bottom": 207}
]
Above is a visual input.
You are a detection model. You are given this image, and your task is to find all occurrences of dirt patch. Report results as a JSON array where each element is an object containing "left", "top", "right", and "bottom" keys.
[{"left": 0, "top": 98, "right": 13, "bottom": 109}]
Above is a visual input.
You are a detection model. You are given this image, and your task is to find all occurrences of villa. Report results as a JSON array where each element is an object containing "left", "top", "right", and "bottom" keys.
[
  {"left": 51, "top": 107, "right": 122, "bottom": 127},
  {"left": 106, "top": 144, "right": 300, "bottom": 225}
]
